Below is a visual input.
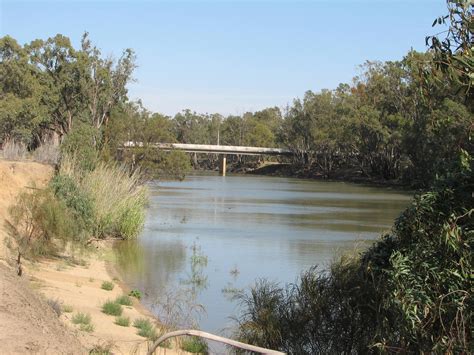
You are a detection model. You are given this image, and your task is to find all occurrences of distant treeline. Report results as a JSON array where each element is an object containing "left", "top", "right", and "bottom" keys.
[{"left": 1, "top": 31, "right": 471, "bottom": 185}]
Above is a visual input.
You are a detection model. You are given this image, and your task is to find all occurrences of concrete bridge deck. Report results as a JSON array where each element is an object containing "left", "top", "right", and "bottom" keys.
[
  {"left": 124, "top": 142, "right": 294, "bottom": 176},
  {"left": 124, "top": 142, "right": 293, "bottom": 156}
]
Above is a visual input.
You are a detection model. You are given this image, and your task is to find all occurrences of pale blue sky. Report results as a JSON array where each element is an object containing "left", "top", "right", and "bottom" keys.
[{"left": 1, "top": 0, "right": 447, "bottom": 115}]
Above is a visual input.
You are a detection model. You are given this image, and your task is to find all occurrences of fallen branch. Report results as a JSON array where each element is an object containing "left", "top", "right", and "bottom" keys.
[{"left": 147, "top": 329, "right": 285, "bottom": 355}]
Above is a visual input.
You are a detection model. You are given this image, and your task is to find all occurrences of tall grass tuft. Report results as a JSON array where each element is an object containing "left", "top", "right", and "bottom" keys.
[
  {"left": 102, "top": 300, "right": 123, "bottom": 316},
  {"left": 32, "top": 141, "right": 60, "bottom": 165},
  {"left": 1, "top": 140, "right": 27, "bottom": 160},
  {"left": 58, "top": 154, "right": 147, "bottom": 239}
]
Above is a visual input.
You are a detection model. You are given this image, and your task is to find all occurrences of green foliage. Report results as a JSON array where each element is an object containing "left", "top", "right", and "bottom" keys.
[
  {"left": 8, "top": 189, "right": 80, "bottom": 259},
  {"left": 426, "top": 0, "right": 473, "bottom": 102},
  {"left": 114, "top": 316, "right": 130, "bottom": 327},
  {"left": 101, "top": 300, "right": 123, "bottom": 316},
  {"left": 101, "top": 281, "right": 114, "bottom": 291},
  {"left": 235, "top": 161, "right": 473, "bottom": 353},
  {"left": 115, "top": 295, "right": 132, "bottom": 306},
  {"left": 62, "top": 304, "right": 73, "bottom": 313},
  {"left": 89, "top": 342, "right": 114, "bottom": 355},
  {"left": 0, "top": 33, "right": 135, "bottom": 148},
  {"left": 58, "top": 155, "right": 147, "bottom": 240},
  {"left": 60, "top": 123, "right": 99, "bottom": 172},
  {"left": 131, "top": 149, "right": 191, "bottom": 180},
  {"left": 50, "top": 174, "right": 94, "bottom": 236},
  {"left": 77, "top": 160, "right": 147, "bottom": 239},
  {"left": 128, "top": 289, "right": 142, "bottom": 299},
  {"left": 72, "top": 312, "right": 92, "bottom": 325},
  {"left": 80, "top": 323, "right": 95, "bottom": 333},
  {"left": 133, "top": 318, "right": 156, "bottom": 339},
  {"left": 180, "top": 336, "right": 209, "bottom": 354}
]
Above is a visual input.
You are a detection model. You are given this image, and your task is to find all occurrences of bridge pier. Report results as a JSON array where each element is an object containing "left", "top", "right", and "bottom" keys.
[{"left": 219, "top": 155, "right": 227, "bottom": 176}]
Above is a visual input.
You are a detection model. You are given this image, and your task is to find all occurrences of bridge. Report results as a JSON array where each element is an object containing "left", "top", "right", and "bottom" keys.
[{"left": 124, "top": 142, "right": 293, "bottom": 176}]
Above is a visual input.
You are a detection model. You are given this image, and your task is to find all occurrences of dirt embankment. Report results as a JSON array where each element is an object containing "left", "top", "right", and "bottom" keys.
[
  {"left": 0, "top": 159, "right": 185, "bottom": 355},
  {"left": 0, "top": 160, "right": 84, "bottom": 354}
]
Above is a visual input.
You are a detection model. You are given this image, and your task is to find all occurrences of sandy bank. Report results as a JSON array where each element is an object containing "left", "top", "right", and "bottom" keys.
[
  {"left": 0, "top": 159, "right": 185, "bottom": 354},
  {"left": 0, "top": 159, "right": 84, "bottom": 354},
  {"left": 29, "top": 251, "right": 182, "bottom": 354}
]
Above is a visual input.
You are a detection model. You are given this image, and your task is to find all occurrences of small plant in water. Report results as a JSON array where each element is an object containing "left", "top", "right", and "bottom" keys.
[
  {"left": 181, "top": 336, "right": 209, "bottom": 354},
  {"left": 101, "top": 281, "right": 114, "bottom": 291},
  {"left": 102, "top": 300, "right": 123, "bottom": 316},
  {"left": 230, "top": 265, "right": 240, "bottom": 278},
  {"left": 128, "top": 289, "right": 142, "bottom": 299}
]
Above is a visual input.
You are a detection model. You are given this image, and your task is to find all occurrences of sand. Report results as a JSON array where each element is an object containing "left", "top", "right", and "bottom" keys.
[
  {"left": 29, "top": 252, "right": 182, "bottom": 355},
  {"left": 0, "top": 159, "right": 186, "bottom": 354}
]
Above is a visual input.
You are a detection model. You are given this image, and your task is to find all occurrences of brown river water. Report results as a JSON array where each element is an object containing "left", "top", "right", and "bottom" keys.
[{"left": 114, "top": 173, "right": 411, "bottom": 350}]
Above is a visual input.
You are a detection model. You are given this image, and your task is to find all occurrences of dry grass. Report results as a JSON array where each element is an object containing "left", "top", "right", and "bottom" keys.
[
  {"left": 1, "top": 140, "right": 27, "bottom": 160},
  {"left": 32, "top": 142, "right": 60, "bottom": 165},
  {"left": 58, "top": 154, "right": 147, "bottom": 239}
]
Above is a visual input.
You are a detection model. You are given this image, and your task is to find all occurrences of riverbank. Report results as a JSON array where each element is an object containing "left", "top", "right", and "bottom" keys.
[
  {"left": 0, "top": 159, "right": 184, "bottom": 354},
  {"left": 245, "top": 162, "right": 413, "bottom": 189},
  {"left": 0, "top": 159, "right": 85, "bottom": 354},
  {"left": 27, "top": 246, "right": 175, "bottom": 354}
]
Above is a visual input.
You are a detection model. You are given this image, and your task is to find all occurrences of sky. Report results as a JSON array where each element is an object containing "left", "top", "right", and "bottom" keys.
[{"left": 1, "top": 0, "right": 447, "bottom": 116}]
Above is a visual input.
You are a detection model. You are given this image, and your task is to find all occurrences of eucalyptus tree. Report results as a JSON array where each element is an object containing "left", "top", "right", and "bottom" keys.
[
  {"left": 0, "top": 33, "right": 136, "bottom": 147},
  {"left": 0, "top": 36, "right": 48, "bottom": 146},
  {"left": 80, "top": 32, "right": 136, "bottom": 130}
]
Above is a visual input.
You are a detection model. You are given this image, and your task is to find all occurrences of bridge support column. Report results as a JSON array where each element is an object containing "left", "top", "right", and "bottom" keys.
[{"left": 219, "top": 155, "right": 227, "bottom": 176}]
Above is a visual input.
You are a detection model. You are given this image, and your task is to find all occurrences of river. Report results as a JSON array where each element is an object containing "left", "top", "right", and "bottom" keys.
[{"left": 114, "top": 173, "right": 411, "bottom": 347}]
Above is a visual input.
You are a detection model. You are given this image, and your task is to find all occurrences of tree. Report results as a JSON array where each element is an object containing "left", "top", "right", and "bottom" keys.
[{"left": 0, "top": 36, "right": 47, "bottom": 146}]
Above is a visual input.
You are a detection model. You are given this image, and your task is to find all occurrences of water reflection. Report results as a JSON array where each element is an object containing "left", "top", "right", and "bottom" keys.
[{"left": 115, "top": 174, "right": 411, "bottom": 336}]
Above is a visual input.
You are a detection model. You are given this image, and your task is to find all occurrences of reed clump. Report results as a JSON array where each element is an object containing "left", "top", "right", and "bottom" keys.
[{"left": 57, "top": 154, "right": 147, "bottom": 240}]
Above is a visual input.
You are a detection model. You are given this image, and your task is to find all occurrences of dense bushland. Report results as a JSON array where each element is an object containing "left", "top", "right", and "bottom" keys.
[
  {"left": 234, "top": 1, "right": 473, "bottom": 353},
  {"left": 235, "top": 161, "right": 473, "bottom": 353}
]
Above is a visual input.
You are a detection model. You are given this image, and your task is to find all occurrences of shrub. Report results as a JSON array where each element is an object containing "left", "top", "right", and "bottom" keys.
[
  {"left": 8, "top": 189, "right": 79, "bottom": 264},
  {"left": 60, "top": 123, "right": 99, "bottom": 172},
  {"left": 235, "top": 166, "right": 473, "bottom": 353},
  {"left": 114, "top": 316, "right": 130, "bottom": 327},
  {"left": 89, "top": 341, "right": 114, "bottom": 355},
  {"left": 115, "top": 295, "right": 132, "bottom": 306},
  {"left": 133, "top": 318, "right": 156, "bottom": 339},
  {"left": 101, "top": 281, "right": 114, "bottom": 291},
  {"left": 62, "top": 304, "right": 73, "bottom": 313},
  {"left": 32, "top": 141, "right": 60, "bottom": 165},
  {"left": 59, "top": 155, "right": 147, "bottom": 240},
  {"left": 50, "top": 174, "right": 94, "bottom": 236},
  {"left": 1, "top": 140, "right": 27, "bottom": 160},
  {"left": 72, "top": 312, "right": 92, "bottom": 325},
  {"left": 181, "top": 336, "right": 209, "bottom": 354},
  {"left": 47, "top": 298, "right": 62, "bottom": 317},
  {"left": 102, "top": 300, "right": 122, "bottom": 316},
  {"left": 128, "top": 289, "right": 142, "bottom": 299},
  {"left": 80, "top": 323, "right": 95, "bottom": 332}
]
